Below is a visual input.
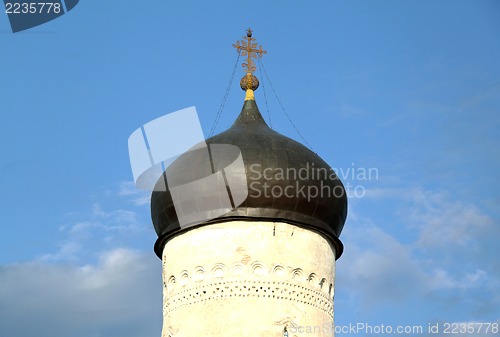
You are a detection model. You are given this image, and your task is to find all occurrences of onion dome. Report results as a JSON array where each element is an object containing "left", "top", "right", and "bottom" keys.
[{"left": 151, "top": 29, "right": 347, "bottom": 259}]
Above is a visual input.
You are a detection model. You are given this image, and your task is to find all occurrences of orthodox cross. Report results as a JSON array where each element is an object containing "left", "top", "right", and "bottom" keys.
[{"left": 232, "top": 28, "right": 267, "bottom": 74}]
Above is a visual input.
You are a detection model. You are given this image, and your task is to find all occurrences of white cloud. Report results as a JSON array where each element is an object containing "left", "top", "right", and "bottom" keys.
[
  {"left": 404, "top": 190, "right": 496, "bottom": 249},
  {"left": 426, "top": 268, "right": 490, "bottom": 291},
  {"left": 0, "top": 181, "right": 161, "bottom": 337},
  {"left": 337, "top": 221, "right": 426, "bottom": 307},
  {"left": 337, "top": 187, "right": 499, "bottom": 318},
  {"left": 0, "top": 249, "right": 162, "bottom": 337}
]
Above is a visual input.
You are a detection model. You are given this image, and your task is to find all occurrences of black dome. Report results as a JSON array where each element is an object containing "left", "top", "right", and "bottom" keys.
[{"left": 151, "top": 100, "right": 347, "bottom": 258}]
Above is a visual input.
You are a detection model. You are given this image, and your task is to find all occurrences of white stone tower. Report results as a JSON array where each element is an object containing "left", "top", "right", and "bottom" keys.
[{"left": 150, "top": 29, "right": 347, "bottom": 337}]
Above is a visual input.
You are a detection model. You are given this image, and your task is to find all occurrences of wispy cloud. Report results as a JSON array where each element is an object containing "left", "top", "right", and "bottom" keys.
[
  {"left": 118, "top": 180, "right": 151, "bottom": 206},
  {"left": 337, "top": 186, "right": 499, "bottom": 320},
  {"left": 40, "top": 203, "right": 151, "bottom": 263}
]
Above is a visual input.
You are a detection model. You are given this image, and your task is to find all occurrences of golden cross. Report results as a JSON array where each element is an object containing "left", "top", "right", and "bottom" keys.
[{"left": 232, "top": 28, "right": 267, "bottom": 74}]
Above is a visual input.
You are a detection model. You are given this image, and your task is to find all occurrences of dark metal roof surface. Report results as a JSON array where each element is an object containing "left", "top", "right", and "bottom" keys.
[{"left": 151, "top": 100, "right": 347, "bottom": 258}]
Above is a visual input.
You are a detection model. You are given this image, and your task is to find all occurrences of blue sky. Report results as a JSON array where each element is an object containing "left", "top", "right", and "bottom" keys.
[{"left": 1, "top": 1, "right": 499, "bottom": 336}]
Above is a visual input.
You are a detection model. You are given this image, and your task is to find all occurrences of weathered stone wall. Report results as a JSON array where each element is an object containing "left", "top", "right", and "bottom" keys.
[{"left": 161, "top": 221, "right": 337, "bottom": 337}]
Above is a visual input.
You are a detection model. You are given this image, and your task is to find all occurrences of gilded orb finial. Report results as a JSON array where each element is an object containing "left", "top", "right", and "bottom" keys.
[{"left": 232, "top": 28, "right": 267, "bottom": 100}]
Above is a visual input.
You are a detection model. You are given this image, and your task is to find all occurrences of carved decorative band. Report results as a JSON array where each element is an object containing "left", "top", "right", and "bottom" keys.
[
  {"left": 164, "top": 279, "right": 334, "bottom": 317},
  {"left": 164, "top": 262, "right": 333, "bottom": 295}
]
